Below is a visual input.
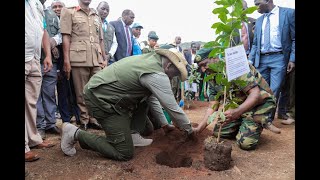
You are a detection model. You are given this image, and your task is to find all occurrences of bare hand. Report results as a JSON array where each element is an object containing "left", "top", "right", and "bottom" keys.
[
  {"left": 287, "top": 62, "right": 295, "bottom": 73},
  {"left": 100, "top": 60, "right": 107, "bottom": 69},
  {"left": 51, "top": 47, "right": 60, "bottom": 59},
  {"left": 63, "top": 61, "right": 71, "bottom": 80},
  {"left": 224, "top": 109, "right": 240, "bottom": 123},
  {"left": 50, "top": 38, "right": 57, "bottom": 49},
  {"left": 43, "top": 56, "right": 53, "bottom": 73}
]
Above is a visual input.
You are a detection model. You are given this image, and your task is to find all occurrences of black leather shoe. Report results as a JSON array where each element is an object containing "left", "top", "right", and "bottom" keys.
[
  {"left": 46, "top": 126, "right": 61, "bottom": 134},
  {"left": 80, "top": 124, "right": 88, "bottom": 131},
  {"left": 88, "top": 123, "right": 102, "bottom": 130}
]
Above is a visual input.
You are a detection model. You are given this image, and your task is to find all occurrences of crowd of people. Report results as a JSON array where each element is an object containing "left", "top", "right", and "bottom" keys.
[{"left": 25, "top": 0, "right": 294, "bottom": 176}]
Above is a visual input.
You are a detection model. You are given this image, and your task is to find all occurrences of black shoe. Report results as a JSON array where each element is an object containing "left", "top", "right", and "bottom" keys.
[
  {"left": 88, "top": 123, "right": 102, "bottom": 130},
  {"left": 46, "top": 126, "right": 61, "bottom": 134},
  {"left": 80, "top": 124, "right": 88, "bottom": 131}
]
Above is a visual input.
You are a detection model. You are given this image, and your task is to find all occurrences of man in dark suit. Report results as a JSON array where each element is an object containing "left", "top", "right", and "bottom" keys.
[
  {"left": 109, "top": 9, "right": 135, "bottom": 62},
  {"left": 248, "top": 0, "right": 295, "bottom": 133}
]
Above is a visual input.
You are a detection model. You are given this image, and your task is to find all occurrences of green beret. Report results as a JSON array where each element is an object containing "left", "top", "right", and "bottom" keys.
[
  {"left": 148, "top": 32, "right": 159, "bottom": 40},
  {"left": 195, "top": 47, "right": 214, "bottom": 63}
]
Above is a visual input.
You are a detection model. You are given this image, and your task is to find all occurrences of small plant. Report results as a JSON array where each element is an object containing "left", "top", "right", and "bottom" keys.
[
  {"left": 184, "top": 64, "right": 202, "bottom": 108},
  {"left": 204, "top": 0, "right": 257, "bottom": 143}
]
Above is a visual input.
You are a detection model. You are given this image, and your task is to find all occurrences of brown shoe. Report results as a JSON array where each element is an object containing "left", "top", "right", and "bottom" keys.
[
  {"left": 32, "top": 141, "right": 55, "bottom": 149},
  {"left": 281, "top": 118, "right": 295, "bottom": 125},
  {"left": 25, "top": 151, "right": 40, "bottom": 162},
  {"left": 265, "top": 122, "right": 281, "bottom": 134}
]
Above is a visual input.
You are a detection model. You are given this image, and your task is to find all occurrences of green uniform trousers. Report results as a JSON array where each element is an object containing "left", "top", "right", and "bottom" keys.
[
  {"left": 78, "top": 91, "right": 150, "bottom": 161},
  {"left": 213, "top": 117, "right": 263, "bottom": 150}
]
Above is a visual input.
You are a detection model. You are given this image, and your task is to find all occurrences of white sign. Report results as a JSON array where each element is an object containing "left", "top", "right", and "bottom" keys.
[{"left": 225, "top": 45, "right": 250, "bottom": 81}]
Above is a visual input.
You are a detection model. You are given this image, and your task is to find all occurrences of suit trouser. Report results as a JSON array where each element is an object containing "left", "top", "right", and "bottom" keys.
[
  {"left": 278, "top": 70, "right": 295, "bottom": 119},
  {"left": 36, "top": 63, "right": 57, "bottom": 130},
  {"left": 256, "top": 53, "right": 286, "bottom": 122},
  {"left": 71, "top": 66, "right": 101, "bottom": 125},
  {"left": 25, "top": 59, "right": 43, "bottom": 153},
  {"left": 57, "top": 72, "right": 80, "bottom": 123}
]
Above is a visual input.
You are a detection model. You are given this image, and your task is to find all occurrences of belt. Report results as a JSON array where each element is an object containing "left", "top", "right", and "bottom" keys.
[{"left": 261, "top": 51, "right": 283, "bottom": 56}]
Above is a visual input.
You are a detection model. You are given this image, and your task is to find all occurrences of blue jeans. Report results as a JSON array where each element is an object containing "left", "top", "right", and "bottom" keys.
[
  {"left": 256, "top": 53, "right": 286, "bottom": 123},
  {"left": 36, "top": 63, "right": 58, "bottom": 130}
]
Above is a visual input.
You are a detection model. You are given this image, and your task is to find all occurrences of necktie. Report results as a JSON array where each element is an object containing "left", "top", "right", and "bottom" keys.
[
  {"left": 125, "top": 25, "right": 132, "bottom": 56},
  {"left": 103, "top": 19, "right": 107, "bottom": 32},
  {"left": 264, "top": 13, "right": 271, "bottom": 52},
  {"left": 241, "top": 22, "right": 249, "bottom": 52}
]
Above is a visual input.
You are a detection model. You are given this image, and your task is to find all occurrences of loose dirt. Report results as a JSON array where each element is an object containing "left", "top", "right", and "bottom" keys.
[{"left": 26, "top": 101, "right": 295, "bottom": 180}]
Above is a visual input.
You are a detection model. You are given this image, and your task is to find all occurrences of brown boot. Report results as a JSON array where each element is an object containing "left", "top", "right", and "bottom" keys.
[
  {"left": 25, "top": 151, "right": 40, "bottom": 162},
  {"left": 265, "top": 122, "right": 281, "bottom": 134}
]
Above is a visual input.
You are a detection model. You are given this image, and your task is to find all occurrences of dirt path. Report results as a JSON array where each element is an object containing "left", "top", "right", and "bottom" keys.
[{"left": 26, "top": 101, "right": 295, "bottom": 180}]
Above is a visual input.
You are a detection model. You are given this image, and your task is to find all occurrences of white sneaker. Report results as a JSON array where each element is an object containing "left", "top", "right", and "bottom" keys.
[
  {"left": 131, "top": 133, "right": 153, "bottom": 147},
  {"left": 61, "top": 123, "right": 79, "bottom": 156},
  {"left": 281, "top": 118, "right": 295, "bottom": 125}
]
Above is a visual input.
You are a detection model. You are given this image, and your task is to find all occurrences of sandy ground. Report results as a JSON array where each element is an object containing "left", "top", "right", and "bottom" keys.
[{"left": 25, "top": 101, "right": 295, "bottom": 180}]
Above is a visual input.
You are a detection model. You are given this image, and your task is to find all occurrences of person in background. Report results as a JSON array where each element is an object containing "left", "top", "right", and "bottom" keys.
[
  {"left": 60, "top": 0, "right": 108, "bottom": 131},
  {"left": 25, "top": 0, "right": 54, "bottom": 162},
  {"left": 110, "top": 9, "right": 135, "bottom": 61},
  {"left": 142, "top": 31, "right": 159, "bottom": 53},
  {"left": 97, "top": 1, "right": 118, "bottom": 65},
  {"left": 131, "top": 22, "right": 143, "bottom": 55},
  {"left": 248, "top": 0, "right": 295, "bottom": 133}
]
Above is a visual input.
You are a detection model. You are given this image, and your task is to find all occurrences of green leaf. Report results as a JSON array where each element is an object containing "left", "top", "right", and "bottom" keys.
[
  {"left": 242, "top": 6, "right": 257, "bottom": 15},
  {"left": 204, "top": 41, "right": 221, "bottom": 48},
  {"left": 220, "top": 24, "right": 232, "bottom": 33},
  {"left": 214, "top": 91, "right": 223, "bottom": 100},
  {"left": 219, "top": 112, "right": 226, "bottom": 122},
  {"left": 215, "top": 0, "right": 229, "bottom": 6},
  {"left": 204, "top": 74, "right": 215, "bottom": 82},
  {"left": 208, "top": 60, "right": 225, "bottom": 73},
  {"left": 208, "top": 111, "right": 218, "bottom": 124},
  {"left": 208, "top": 48, "right": 221, "bottom": 58},
  {"left": 216, "top": 73, "right": 225, "bottom": 84},
  {"left": 224, "top": 101, "right": 239, "bottom": 111},
  {"left": 211, "top": 22, "right": 224, "bottom": 29},
  {"left": 226, "top": 0, "right": 236, "bottom": 5},
  {"left": 212, "top": 7, "right": 229, "bottom": 15},
  {"left": 211, "top": 103, "right": 219, "bottom": 110},
  {"left": 219, "top": 13, "right": 228, "bottom": 23},
  {"left": 232, "top": 79, "right": 247, "bottom": 87}
]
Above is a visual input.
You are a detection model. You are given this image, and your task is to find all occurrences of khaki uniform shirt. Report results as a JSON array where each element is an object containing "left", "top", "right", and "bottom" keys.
[{"left": 60, "top": 6, "right": 104, "bottom": 67}]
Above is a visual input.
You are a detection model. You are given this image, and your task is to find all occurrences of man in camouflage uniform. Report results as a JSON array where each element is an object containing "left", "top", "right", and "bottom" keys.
[
  {"left": 193, "top": 48, "right": 276, "bottom": 150},
  {"left": 60, "top": 0, "right": 108, "bottom": 130}
]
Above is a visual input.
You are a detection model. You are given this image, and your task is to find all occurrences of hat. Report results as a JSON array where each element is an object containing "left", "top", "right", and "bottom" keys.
[
  {"left": 132, "top": 23, "right": 143, "bottom": 29},
  {"left": 148, "top": 32, "right": 159, "bottom": 40},
  {"left": 194, "top": 47, "right": 214, "bottom": 63},
  {"left": 155, "top": 48, "right": 188, "bottom": 81}
]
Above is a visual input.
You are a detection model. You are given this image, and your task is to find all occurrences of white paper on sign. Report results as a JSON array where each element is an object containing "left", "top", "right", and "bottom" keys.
[{"left": 225, "top": 45, "right": 250, "bottom": 82}]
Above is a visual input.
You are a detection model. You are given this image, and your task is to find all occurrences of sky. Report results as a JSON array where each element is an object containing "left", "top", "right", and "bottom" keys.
[{"left": 44, "top": 0, "right": 295, "bottom": 44}]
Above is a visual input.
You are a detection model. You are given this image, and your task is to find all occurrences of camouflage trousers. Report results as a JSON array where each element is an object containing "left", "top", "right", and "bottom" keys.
[{"left": 213, "top": 99, "right": 276, "bottom": 150}]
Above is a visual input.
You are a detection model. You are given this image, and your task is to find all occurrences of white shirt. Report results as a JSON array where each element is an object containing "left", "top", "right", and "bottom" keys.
[
  {"left": 261, "top": 6, "right": 282, "bottom": 53},
  {"left": 25, "top": 0, "right": 45, "bottom": 62}
]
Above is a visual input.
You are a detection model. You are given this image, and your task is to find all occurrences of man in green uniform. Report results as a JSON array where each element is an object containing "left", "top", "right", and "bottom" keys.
[
  {"left": 60, "top": 0, "right": 108, "bottom": 130},
  {"left": 193, "top": 48, "right": 276, "bottom": 150},
  {"left": 60, "top": 47, "right": 196, "bottom": 160},
  {"left": 142, "top": 31, "right": 159, "bottom": 54}
]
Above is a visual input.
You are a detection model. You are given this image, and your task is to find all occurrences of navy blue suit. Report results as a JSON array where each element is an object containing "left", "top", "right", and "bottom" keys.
[
  {"left": 248, "top": 7, "right": 295, "bottom": 123},
  {"left": 109, "top": 20, "right": 133, "bottom": 61}
]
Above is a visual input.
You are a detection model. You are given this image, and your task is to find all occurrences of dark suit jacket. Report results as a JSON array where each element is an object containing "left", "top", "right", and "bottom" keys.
[
  {"left": 248, "top": 7, "right": 295, "bottom": 68},
  {"left": 231, "top": 17, "right": 256, "bottom": 51},
  {"left": 109, "top": 20, "right": 133, "bottom": 61}
]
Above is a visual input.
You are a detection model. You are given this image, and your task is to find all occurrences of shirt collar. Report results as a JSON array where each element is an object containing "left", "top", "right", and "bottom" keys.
[{"left": 121, "top": 19, "right": 128, "bottom": 27}]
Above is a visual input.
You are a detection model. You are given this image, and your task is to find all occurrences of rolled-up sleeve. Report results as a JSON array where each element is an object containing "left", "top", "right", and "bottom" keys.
[{"left": 140, "top": 73, "right": 193, "bottom": 134}]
